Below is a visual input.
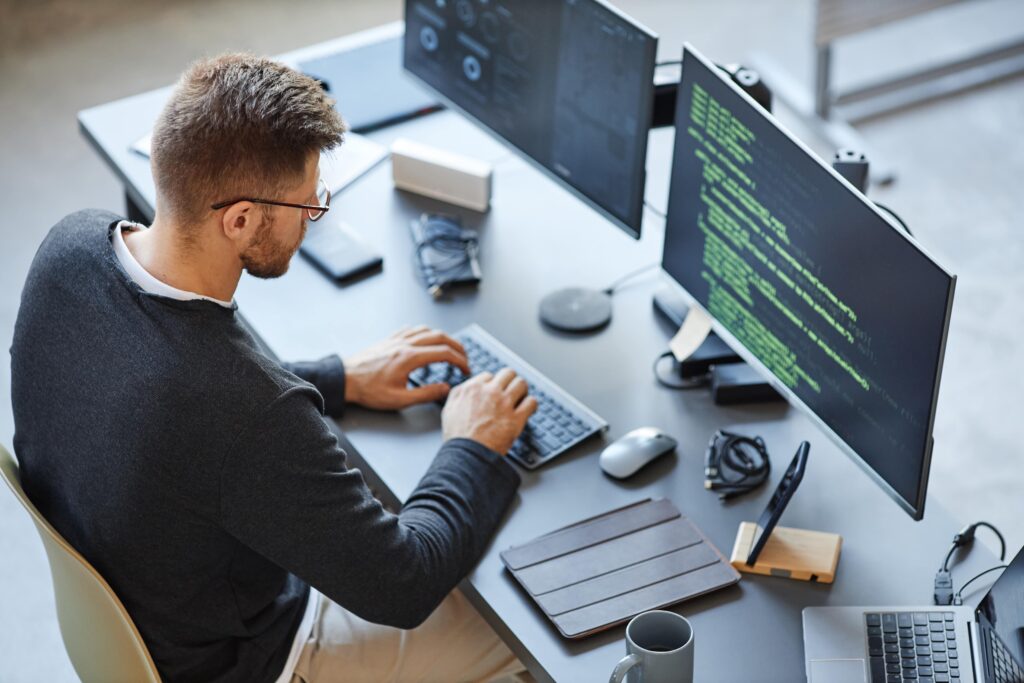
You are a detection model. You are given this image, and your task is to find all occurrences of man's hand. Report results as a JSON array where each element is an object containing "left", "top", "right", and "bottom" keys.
[
  {"left": 344, "top": 326, "right": 470, "bottom": 410},
  {"left": 441, "top": 368, "right": 538, "bottom": 455}
]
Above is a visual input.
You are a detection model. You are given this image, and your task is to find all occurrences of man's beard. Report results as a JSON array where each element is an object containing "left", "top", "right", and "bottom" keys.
[{"left": 240, "top": 213, "right": 307, "bottom": 279}]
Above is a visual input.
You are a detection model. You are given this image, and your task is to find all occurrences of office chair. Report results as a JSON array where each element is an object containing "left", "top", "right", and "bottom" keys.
[{"left": 0, "top": 444, "right": 161, "bottom": 683}]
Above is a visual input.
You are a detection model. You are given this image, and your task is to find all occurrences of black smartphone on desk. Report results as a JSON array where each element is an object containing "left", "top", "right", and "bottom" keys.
[{"left": 300, "top": 221, "right": 383, "bottom": 283}]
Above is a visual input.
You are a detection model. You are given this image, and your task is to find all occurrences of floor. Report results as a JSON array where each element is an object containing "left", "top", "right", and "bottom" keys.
[{"left": 1, "top": 0, "right": 1022, "bottom": 680}]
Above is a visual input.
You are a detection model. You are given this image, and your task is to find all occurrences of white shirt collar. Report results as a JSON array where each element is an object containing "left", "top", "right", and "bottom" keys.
[{"left": 112, "top": 221, "right": 234, "bottom": 309}]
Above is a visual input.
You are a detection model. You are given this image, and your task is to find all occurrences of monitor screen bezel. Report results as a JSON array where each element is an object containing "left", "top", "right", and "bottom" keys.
[
  {"left": 663, "top": 43, "right": 957, "bottom": 520},
  {"left": 400, "top": 2, "right": 658, "bottom": 239}
]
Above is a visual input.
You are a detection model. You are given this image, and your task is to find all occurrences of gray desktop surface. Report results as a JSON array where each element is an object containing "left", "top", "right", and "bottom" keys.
[{"left": 77, "top": 29, "right": 993, "bottom": 683}]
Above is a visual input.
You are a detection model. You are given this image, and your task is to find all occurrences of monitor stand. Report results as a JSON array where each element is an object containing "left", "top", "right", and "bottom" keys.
[{"left": 539, "top": 287, "right": 613, "bottom": 333}]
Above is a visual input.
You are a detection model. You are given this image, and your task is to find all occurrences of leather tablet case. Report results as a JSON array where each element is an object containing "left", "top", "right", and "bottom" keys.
[{"left": 500, "top": 498, "right": 740, "bottom": 639}]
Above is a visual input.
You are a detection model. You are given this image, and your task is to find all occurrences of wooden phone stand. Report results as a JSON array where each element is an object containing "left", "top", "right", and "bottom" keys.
[{"left": 729, "top": 522, "right": 842, "bottom": 583}]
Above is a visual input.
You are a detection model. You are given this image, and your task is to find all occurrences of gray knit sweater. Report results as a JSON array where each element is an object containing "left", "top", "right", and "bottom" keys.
[{"left": 10, "top": 209, "right": 519, "bottom": 683}]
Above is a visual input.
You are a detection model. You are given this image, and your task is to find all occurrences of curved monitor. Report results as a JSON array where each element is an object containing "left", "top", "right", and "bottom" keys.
[
  {"left": 662, "top": 45, "right": 956, "bottom": 520},
  {"left": 402, "top": 0, "right": 656, "bottom": 238}
]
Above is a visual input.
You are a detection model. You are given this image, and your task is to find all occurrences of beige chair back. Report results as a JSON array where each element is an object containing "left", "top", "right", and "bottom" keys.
[{"left": 0, "top": 444, "right": 161, "bottom": 683}]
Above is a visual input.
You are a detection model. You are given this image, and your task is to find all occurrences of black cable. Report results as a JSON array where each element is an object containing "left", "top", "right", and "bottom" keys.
[
  {"left": 603, "top": 263, "right": 661, "bottom": 295},
  {"left": 954, "top": 565, "right": 1007, "bottom": 606},
  {"left": 643, "top": 199, "right": 667, "bottom": 219},
  {"left": 656, "top": 59, "right": 682, "bottom": 67},
  {"left": 967, "top": 522, "right": 1006, "bottom": 561},
  {"left": 652, "top": 351, "right": 708, "bottom": 390},
  {"left": 942, "top": 545, "right": 958, "bottom": 573},
  {"left": 704, "top": 430, "right": 771, "bottom": 501},
  {"left": 873, "top": 203, "right": 913, "bottom": 237},
  {"left": 934, "top": 520, "right": 1007, "bottom": 605}
]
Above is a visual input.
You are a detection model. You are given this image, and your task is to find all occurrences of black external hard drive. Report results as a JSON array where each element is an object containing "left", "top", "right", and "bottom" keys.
[
  {"left": 710, "top": 363, "right": 783, "bottom": 405},
  {"left": 300, "top": 221, "right": 383, "bottom": 283}
]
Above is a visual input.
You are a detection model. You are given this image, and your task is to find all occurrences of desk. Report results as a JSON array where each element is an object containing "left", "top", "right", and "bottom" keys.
[{"left": 78, "top": 22, "right": 992, "bottom": 683}]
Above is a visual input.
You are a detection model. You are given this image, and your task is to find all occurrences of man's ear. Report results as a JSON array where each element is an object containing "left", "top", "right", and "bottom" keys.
[{"left": 220, "top": 202, "right": 263, "bottom": 244}]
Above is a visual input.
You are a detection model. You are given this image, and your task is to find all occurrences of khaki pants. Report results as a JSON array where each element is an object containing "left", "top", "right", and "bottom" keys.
[{"left": 290, "top": 589, "right": 528, "bottom": 683}]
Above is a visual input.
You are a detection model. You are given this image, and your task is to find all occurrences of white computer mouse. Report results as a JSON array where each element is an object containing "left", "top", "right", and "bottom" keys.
[{"left": 599, "top": 427, "right": 678, "bottom": 479}]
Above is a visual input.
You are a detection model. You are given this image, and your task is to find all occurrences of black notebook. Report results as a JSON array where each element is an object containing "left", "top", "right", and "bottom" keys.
[{"left": 501, "top": 498, "right": 740, "bottom": 639}]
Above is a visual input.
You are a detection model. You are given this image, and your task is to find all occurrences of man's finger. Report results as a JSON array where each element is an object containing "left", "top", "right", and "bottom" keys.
[
  {"left": 514, "top": 395, "right": 539, "bottom": 419},
  {"left": 402, "top": 345, "right": 470, "bottom": 374},
  {"left": 468, "top": 371, "right": 493, "bottom": 385},
  {"left": 407, "top": 330, "right": 467, "bottom": 358},
  {"left": 492, "top": 367, "right": 517, "bottom": 389},
  {"left": 506, "top": 376, "right": 529, "bottom": 403}
]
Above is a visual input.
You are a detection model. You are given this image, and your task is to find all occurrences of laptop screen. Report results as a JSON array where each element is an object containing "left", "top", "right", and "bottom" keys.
[{"left": 976, "top": 545, "right": 1024, "bottom": 678}]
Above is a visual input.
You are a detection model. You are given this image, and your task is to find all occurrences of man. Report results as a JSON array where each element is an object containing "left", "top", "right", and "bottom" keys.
[{"left": 10, "top": 54, "right": 537, "bottom": 683}]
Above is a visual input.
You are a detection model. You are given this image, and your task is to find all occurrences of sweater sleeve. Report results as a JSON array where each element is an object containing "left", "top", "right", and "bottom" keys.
[
  {"left": 219, "top": 385, "right": 520, "bottom": 629},
  {"left": 279, "top": 355, "right": 346, "bottom": 418}
]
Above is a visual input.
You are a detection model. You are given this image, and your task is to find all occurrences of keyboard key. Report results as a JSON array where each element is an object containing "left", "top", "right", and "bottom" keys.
[
  {"left": 929, "top": 623, "right": 944, "bottom": 633},
  {"left": 919, "top": 667, "right": 932, "bottom": 677},
  {"left": 914, "top": 613, "right": 929, "bottom": 625},
  {"left": 935, "top": 675, "right": 949, "bottom": 683},
  {"left": 900, "top": 627, "right": 913, "bottom": 638},
  {"left": 903, "top": 670, "right": 918, "bottom": 679},
  {"left": 915, "top": 626, "right": 929, "bottom": 636},
  {"left": 886, "top": 654, "right": 901, "bottom": 663},
  {"left": 870, "top": 658, "right": 886, "bottom": 681},
  {"left": 883, "top": 614, "right": 898, "bottom": 632},
  {"left": 917, "top": 636, "right": 931, "bottom": 646},
  {"left": 886, "top": 634, "right": 900, "bottom": 644},
  {"left": 918, "top": 647, "right": 931, "bottom": 656},
  {"left": 929, "top": 614, "right": 943, "bottom": 623},
  {"left": 869, "top": 626, "right": 883, "bottom": 636},
  {"left": 943, "top": 613, "right": 954, "bottom": 621},
  {"left": 886, "top": 676, "right": 901, "bottom": 683},
  {"left": 919, "top": 656, "right": 931, "bottom": 667},
  {"left": 885, "top": 644, "right": 900, "bottom": 654},
  {"left": 934, "top": 664, "right": 948, "bottom": 673},
  {"left": 898, "top": 613, "right": 913, "bottom": 627},
  {"left": 887, "top": 663, "right": 901, "bottom": 674}
]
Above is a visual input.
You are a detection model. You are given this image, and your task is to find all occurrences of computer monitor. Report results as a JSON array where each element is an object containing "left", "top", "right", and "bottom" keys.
[
  {"left": 661, "top": 45, "right": 956, "bottom": 520},
  {"left": 402, "top": 0, "right": 657, "bottom": 238}
]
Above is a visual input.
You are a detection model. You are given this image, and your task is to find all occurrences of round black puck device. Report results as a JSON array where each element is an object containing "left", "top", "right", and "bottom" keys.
[{"left": 538, "top": 287, "right": 612, "bottom": 333}]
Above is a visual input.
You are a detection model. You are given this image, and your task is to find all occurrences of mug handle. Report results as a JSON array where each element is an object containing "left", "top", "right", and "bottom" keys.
[{"left": 609, "top": 653, "right": 641, "bottom": 683}]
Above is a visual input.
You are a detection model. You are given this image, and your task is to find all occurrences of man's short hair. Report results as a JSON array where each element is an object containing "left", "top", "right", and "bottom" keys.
[{"left": 151, "top": 53, "right": 346, "bottom": 227}]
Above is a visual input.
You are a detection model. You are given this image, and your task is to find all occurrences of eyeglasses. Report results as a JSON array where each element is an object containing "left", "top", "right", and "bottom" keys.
[{"left": 210, "top": 177, "right": 331, "bottom": 221}]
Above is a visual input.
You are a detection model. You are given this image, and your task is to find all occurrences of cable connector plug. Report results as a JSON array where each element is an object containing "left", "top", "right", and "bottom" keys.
[
  {"left": 934, "top": 569, "right": 954, "bottom": 606},
  {"left": 953, "top": 524, "right": 977, "bottom": 549}
]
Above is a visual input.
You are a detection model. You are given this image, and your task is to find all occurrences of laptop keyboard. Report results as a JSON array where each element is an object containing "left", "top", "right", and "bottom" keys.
[
  {"left": 407, "top": 324, "right": 607, "bottom": 469},
  {"left": 866, "top": 612, "right": 960, "bottom": 683},
  {"left": 983, "top": 624, "right": 1024, "bottom": 683}
]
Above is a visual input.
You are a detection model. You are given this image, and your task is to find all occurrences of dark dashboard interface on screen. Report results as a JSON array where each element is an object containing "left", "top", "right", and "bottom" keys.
[
  {"left": 403, "top": 0, "right": 656, "bottom": 237},
  {"left": 662, "top": 46, "right": 955, "bottom": 517}
]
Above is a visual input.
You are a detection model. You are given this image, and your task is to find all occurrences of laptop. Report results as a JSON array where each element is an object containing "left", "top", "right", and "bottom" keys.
[{"left": 803, "top": 544, "right": 1024, "bottom": 683}]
